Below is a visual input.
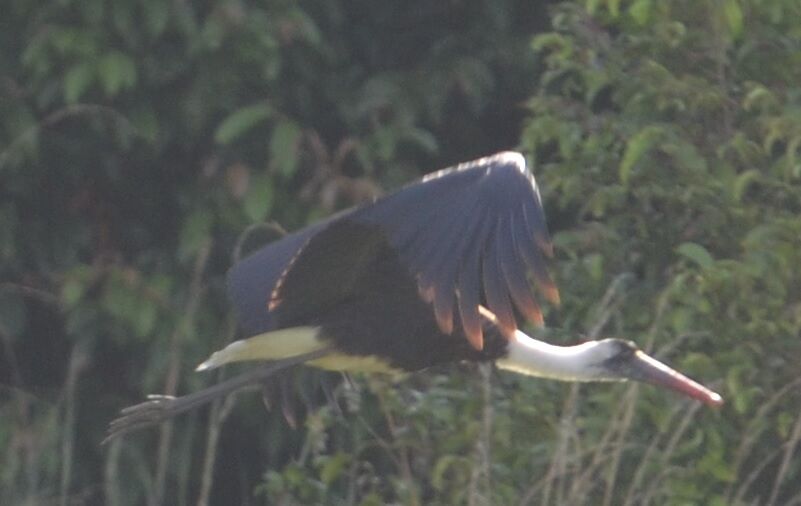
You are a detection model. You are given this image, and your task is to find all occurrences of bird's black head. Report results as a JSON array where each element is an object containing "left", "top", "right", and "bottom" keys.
[{"left": 593, "top": 338, "right": 640, "bottom": 373}]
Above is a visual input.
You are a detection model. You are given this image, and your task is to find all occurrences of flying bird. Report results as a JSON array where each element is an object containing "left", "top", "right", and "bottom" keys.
[{"left": 106, "top": 152, "right": 721, "bottom": 442}]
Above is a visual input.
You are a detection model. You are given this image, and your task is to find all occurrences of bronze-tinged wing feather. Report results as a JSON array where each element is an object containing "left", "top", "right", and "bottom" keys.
[
  {"left": 499, "top": 213, "right": 544, "bottom": 325},
  {"left": 351, "top": 151, "right": 557, "bottom": 348},
  {"left": 483, "top": 220, "right": 516, "bottom": 334},
  {"left": 456, "top": 211, "right": 492, "bottom": 349},
  {"left": 227, "top": 151, "right": 558, "bottom": 351},
  {"left": 515, "top": 202, "right": 560, "bottom": 305},
  {"left": 267, "top": 221, "right": 387, "bottom": 327},
  {"left": 227, "top": 218, "right": 333, "bottom": 334}
]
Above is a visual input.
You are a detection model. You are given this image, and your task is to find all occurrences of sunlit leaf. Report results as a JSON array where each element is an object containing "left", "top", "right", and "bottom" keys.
[
  {"left": 743, "top": 85, "right": 778, "bottom": 112},
  {"left": 619, "top": 125, "right": 666, "bottom": 184},
  {"left": 320, "top": 452, "right": 350, "bottom": 485},
  {"left": 733, "top": 169, "right": 761, "bottom": 201},
  {"left": 629, "top": 0, "right": 653, "bottom": 25},
  {"left": 724, "top": 0, "right": 744, "bottom": 39}
]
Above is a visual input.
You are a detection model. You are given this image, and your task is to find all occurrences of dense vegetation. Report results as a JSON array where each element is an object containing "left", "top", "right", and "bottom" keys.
[{"left": 2, "top": 0, "right": 800, "bottom": 504}]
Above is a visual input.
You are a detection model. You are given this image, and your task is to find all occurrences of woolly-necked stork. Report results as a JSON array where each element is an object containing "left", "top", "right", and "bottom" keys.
[{"left": 106, "top": 152, "right": 721, "bottom": 441}]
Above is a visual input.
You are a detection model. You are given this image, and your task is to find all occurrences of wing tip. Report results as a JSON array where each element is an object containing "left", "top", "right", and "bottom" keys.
[
  {"left": 435, "top": 311, "right": 454, "bottom": 336},
  {"left": 419, "top": 283, "right": 435, "bottom": 304},
  {"left": 461, "top": 304, "right": 485, "bottom": 351},
  {"left": 523, "top": 303, "right": 545, "bottom": 327},
  {"left": 495, "top": 312, "right": 518, "bottom": 336},
  {"left": 544, "top": 284, "right": 561, "bottom": 305},
  {"left": 465, "top": 326, "right": 484, "bottom": 351},
  {"left": 540, "top": 240, "right": 554, "bottom": 258}
]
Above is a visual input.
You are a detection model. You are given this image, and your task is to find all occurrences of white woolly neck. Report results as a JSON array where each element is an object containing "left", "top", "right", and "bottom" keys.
[{"left": 496, "top": 330, "right": 609, "bottom": 382}]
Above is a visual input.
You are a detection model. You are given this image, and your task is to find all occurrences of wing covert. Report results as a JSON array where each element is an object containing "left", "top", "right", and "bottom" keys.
[
  {"left": 350, "top": 151, "right": 558, "bottom": 349},
  {"left": 226, "top": 220, "right": 329, "bottom": 334}
]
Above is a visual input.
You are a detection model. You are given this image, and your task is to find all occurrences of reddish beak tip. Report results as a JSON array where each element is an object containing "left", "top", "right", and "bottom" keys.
[
  {"left": 704, "top": 391, "right": 724, "bottom": 408},
  {"left": 632, "top": 350, "right": 723, "bottom": 408}
]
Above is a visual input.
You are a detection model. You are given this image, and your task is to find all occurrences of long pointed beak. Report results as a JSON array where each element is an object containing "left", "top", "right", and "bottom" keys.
[{"left": 627, "top": 350, "right": 723, "bottom": 407}]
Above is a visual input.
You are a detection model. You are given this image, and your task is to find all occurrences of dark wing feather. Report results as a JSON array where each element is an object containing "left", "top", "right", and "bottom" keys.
[
  {"left": 226, "top": 218, "right": 333, "bottom": 334},
  {"left": 351, "top": 151, "right": 556, "bottom": 349},
  {"left": 500, "top": 212, "right": 543, "bottom": 324},
  {"left": 259, "top": 220, "right": 388, "bottom": 328},
  {"left": 515, "top": 202, "right": 560, "bottom": 304},
  {"left": 456, "top": 211, "right": 489, "bottom": 349},
  {"left": 227, "top": 151, "right": 556, "bottom": 350},
  {"left": 482, "top": 219, "right": 516, "bottom": 333}
]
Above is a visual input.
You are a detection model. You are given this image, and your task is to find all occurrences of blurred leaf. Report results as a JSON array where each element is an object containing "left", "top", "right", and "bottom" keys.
[
  {"left": 61, "top": 277, "right": 86, "bottom": 308},
  {"left": 64, "top": 62, "right": 95, "bottom": 103},
  {"left": 244, "top": 173, "right": 275, "bottom": 222},
  {"left": 584, "top": 253, "right": 604, "bottom": 280},
  {"left": 743, "top": 84, "right": 778, "bottom": 112},
  {"left": 676, "top": 242, "right": 715, "bottom": 269},
  {"left": 403, "top": 127, "right": 438, "bottom": 154},
  {"left": 269, "top": 120, "right": 301, "bottom": 177},
  {"left": 724, "top": 0, "right": 744, "bottom": 39},
  {"left": 143, "top": 0, "right": 170, "bottom": 38},
  {"left": 732, "top": 386, "right": 760, "bottom": 415},
  {"left": 179, "top": 209, "right": 212, "bottom": 257},
  {"left": 200, "top": 14, "right": 226, "bottom": 49},
  {"left": 215, "top": 103, "right": 273, "bottom": 145},
  {"left": 133, "top": 297, "right": 158, "bottom": 338},
  {"left": 285, "top": 8, "right": 322, "bottom": 46},
  {"left": 778, "top": 411, "right": 793, "bottom": 438},
  {"left": 608, "top": 0, "right": 622, "bottom": 17},
  {"left": 320, "top": 452, "right": 350, "bottom": 485},
  {"left": 629, "top": 0, "right": 653, "bottom": 25},
  {"left": 619, "top": 125, "right": 665, "bottom": 184},
  {"left": 130, "top": 105, "right": 159, "bottom": 143},
  {"left": 111, "top": 0, "right": 135, "bottom": 39},
  {"left": 61, "top": 265, "right": 93, "bottom": 309},
  {"left": 733, "top": 169, "right": 761, "bottom": 201},
  {"left": 97, "top": 51, "right": 137, "bottom": 96},
  {"left": 431, "top": 455, "right": 462, "bottom": 491}
]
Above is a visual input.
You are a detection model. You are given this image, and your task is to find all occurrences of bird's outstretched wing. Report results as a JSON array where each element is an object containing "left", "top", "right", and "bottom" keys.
[
  {"left": 227, "top": 151, "right": 558, "bottom": 350},
  {"left": 348, "top": 151, "right": 558, "bottom": 349},
  {"left": 226, "top": 218, "right": 333, "bottom": 334}
]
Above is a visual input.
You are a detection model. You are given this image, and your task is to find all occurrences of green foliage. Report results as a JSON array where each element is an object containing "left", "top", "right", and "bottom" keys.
[
  {"left": 2, "top": 0, "right": 801, "bottom": 505},
  {"left": 214, "top": 103, "right": 274, "bottom": 145},
  {"left": 519, "top": 1, "right": 801, "bottom": 503}
]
